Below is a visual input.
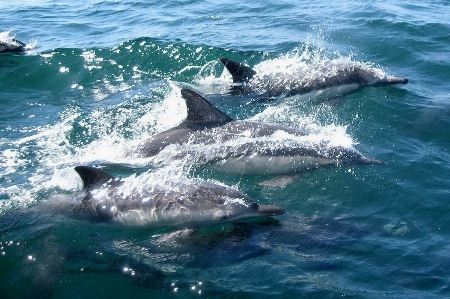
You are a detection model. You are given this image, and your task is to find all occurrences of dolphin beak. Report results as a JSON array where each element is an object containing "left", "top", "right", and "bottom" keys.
[
  {"left": 256, "top": 204, "right": 285, "bottom": 216},
  {"left": 372, "top": 76, "right": 408, "bottom": 86}
]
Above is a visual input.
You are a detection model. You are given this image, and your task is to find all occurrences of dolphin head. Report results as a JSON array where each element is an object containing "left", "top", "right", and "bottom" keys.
[
  {"left": 160, "top": 181, "right": 285, "bottom": 225},
  {"left": 352, "top": 66, "right": 408, "bottom": 87},
  {"left": 197, "top": 183, "right": 285, "bottom": 222}
]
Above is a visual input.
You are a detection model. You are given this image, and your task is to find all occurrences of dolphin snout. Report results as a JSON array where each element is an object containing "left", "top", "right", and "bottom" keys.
[{"left": 372, "top": 76, "right": 408, "bottom": 87}]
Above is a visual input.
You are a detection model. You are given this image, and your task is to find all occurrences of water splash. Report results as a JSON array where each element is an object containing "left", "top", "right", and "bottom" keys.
[{"left": 0, "top": 30, "right": 38, "bottom": 52}]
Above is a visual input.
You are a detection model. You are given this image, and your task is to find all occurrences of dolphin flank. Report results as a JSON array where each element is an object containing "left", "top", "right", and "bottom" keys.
[
  {"left": 72, "top": 166, "right": 284, "bottom": 227},
  {"left": 220, "top": 57, "right": 408, "bottom": 101}
]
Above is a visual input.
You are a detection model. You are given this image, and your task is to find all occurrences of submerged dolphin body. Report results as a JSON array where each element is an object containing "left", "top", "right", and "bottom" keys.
[
  {"left": 0, "top": 39, "right": 26, "bottom": 53},
  {"left": 138, "top": 89, "right": 383, "bottom": 185},
  {"left": 72, "top": 166, "right": 284, "bottom": 227},
  {"left": 220, "top": 57, "right": 408, "bottom": 101}
]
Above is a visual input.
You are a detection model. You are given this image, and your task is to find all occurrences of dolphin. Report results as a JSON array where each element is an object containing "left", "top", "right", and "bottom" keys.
[
  {"left": 72, "top": 166, "right": 284, "bottom": 227},
  {"left": 220, "top": 57, "right": 408, "bottom": 101},
  {"left": 0, "top": 32, "right": 27, "bottom": 53},
  {"left": 137, "top": 89, "right": 383, "bottom": 185}
]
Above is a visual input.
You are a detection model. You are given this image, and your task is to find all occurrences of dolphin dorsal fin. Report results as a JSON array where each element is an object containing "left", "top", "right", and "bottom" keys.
[
  {"left": 74, "top": 166, "right": 116, "bottom": 191},
  {"left": 220, "top": 58, "right": 256, "bottom": 84},
  {"left": 181, "top": 89, "right": 233, "bottom": 128}
]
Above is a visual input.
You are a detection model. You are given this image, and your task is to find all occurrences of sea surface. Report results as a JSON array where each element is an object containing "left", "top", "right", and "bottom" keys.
[{"left": 1, "top": 0, "right": 450, "bottom": 298}]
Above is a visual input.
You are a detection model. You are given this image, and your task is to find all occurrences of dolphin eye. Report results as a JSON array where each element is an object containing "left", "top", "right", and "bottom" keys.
[{"left": 220, "top": 215, "right": 230, "bottom": 220}]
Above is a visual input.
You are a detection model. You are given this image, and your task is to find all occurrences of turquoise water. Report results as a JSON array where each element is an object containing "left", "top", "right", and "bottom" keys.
[{"left": 1, "top": 0, "right": 450, "bottom": 298}]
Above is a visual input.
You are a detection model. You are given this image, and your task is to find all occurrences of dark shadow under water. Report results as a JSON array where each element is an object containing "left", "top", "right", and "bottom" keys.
[{"left": 0, "top": 205, "right": 382, "bottom": 298}]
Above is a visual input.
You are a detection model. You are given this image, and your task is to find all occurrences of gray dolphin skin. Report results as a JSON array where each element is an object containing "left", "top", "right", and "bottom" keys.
[
  {"left": 220, "top": 57, "right": 408, "bottom": 100},
  {"left": 73, "top": 166, "right": 284, "bottom": 227},
  {"left": 138, "top": 89, "right": 383, "bottom": 181},
  {"left": 0, "top": 38, "right": 26, "bottom": 53}
]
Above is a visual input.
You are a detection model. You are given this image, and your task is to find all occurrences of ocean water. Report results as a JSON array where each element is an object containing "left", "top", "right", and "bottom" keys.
[{"left": 1, "top": 0, "right": 450, "bottom": 298}]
